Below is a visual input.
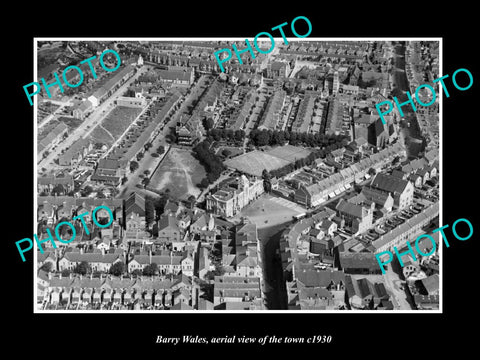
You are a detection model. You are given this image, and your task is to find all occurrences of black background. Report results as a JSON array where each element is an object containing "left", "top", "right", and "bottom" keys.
[{"left": 6, "top": 3, "right": 478, "bottom": 355}]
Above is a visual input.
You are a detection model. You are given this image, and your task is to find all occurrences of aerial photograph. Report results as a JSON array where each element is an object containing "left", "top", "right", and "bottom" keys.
[{"left": 34, "top": 39, "right": 440, "bottom": 312}]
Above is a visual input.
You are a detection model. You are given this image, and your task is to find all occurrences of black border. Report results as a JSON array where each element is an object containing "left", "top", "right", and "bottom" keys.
[{"left": 7, "top": 5, "right": 478, "bottom": 354}]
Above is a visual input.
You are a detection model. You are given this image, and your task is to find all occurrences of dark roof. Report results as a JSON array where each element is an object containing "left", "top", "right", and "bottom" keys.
[
  {"left": 125, "top": 192, "right": 145, "bottom": 217},
  {"left": 296, "top": 269, "right": 345, "bottom": 288},
  {"left": 336, "top": 199, "right": 365, "bottom": 218},
  {"left": 339, "top": 252, "right": 379, "bottom": 271},
  {"left": 370, "top": 173, "right": 409, "bottom": 194}
]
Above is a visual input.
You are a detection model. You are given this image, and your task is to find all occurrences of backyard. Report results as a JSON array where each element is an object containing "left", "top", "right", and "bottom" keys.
[{"left": 87, "top": 106, "right": 142, "bottom": 146}]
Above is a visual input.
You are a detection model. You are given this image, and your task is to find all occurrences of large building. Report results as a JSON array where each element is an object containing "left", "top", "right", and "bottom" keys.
[
  {"left": 335, "top": 198, "right": 374, "bottom": 235},
  {"left": 206, "top": 175, "right": 264, "bottom": 218},
  {"left": 88, "top": 65, "right": 136, "bottom": 107},
  {"left": 369, "top": 173, "right": 414, "bottom": 209}
]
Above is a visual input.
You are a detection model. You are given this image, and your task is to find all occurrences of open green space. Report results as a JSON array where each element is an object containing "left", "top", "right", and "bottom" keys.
[{"left": 149, "top": 147, "right": 206, "bottom": 200}]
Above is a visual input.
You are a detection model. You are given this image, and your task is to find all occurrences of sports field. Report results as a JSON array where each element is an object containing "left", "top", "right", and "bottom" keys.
[
  {"left": 224, "top": 151, "right": 290, "bottom": 177},
  {"left": 149, "top": 147, "right": 206, "bottom": 200},
  {"left": 224, "top": 145, "right": 312, "bottom": 177}
]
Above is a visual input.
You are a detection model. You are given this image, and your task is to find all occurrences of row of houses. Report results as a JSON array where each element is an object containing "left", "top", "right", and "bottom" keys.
[
  {"left": 38, "top": 122, "right": 68, "bottom": 154},
  {"left": 38, "top": 271, "right": 195, "bottom": 309},
  {"left": 294, "top": 141, "right": 405, "bottom": 208}
]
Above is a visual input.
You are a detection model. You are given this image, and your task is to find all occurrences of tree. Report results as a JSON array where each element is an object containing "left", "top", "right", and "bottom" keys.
[
  {"left": 199, "top": 178, "right": 210, "bottom": 189},
  {"left": 121, "top": 176, "right": 128, "bottom": 185},
  {"left": 130, "top": 161, "right": 139, "bottom": 172},
  {"left": 51, "top": 184, "right": 65, "bottom": 196},
  {"left": 81, "top": 185, "right": 93, "bottom": 197},
  {"left": 73, "top": 261, "right": 90, "bottom": 275},
  {"left": 221, "top": 149, "right": 231, "bottom": 158},
  {"left": 61, "top": 269, "right": 71, "bottom": 277},
  {"left": 144, "top": 169, "right": 151, "bottom": 176},
  {"left": 142, "top": 177, "right": 150, "bottom": 188},
  {"left": 145, "top": 196, "right": 155, "bottom": 224},
  {"left": 143, "top": 263, "right": 158, "bottom": 276},
  {"left": 156, "top": 145, "right": 165, "bottom": 155},
  {"left": 96, "top": 190, "right": 105, "bottom": 199},
  {"left": 144, "top": 142, "right": 153, "bottom": 151},
  {"left": 131, "top": 269, "right": 143, "bottom": 277},
  {"left": 110, "top": 261, "right": 125, "bottom": 276},
  {"left": 204, "top": 117, "right": 215, "bottom": 130}
]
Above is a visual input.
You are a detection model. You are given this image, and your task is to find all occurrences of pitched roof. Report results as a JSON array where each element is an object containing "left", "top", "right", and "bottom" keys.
[
  {"left": 336, "top": 199, "right": 366, "bottom": 218},
  {"left": 339, "top": 252, "right": 380, "bottom": 271},
  {"left": 296, "top": 269, "right": 345, "bottom": 288},
  {"left": 64, "top": 252, "right": 121, "bottom": 264},
  {"left": 370, "top": 173, "right": 410, "bottom": 194},
  {"left": 420, "top": 274, "right": 439, "bottom": 295},
  {"left": 125, "top": 192, "right": 145, "bottom": 217},
  {"left": 158, "top": 213, "right": 179, "bottom": 232}
]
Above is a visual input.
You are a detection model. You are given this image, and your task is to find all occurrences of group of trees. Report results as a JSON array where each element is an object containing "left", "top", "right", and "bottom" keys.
[
  {"left": 249, "top": 129, "right": 350, "bottom": 148},
  {"left": 206, "top": 128, "right": 245, "bottom": 143},
  {"left": 192, "top": 140, "right": 226, "bottom": 186},
  {"left": 267, "top": 147, "right": 337, "bottom": 179}
]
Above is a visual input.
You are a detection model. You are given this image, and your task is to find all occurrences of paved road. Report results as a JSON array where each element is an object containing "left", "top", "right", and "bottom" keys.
[{"left": 258, "top": 224, "right": 289, "bottom": 310}]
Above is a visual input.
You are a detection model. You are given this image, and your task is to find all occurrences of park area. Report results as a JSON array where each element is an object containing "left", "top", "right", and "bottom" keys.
[
  {"left": 149, "top": 147, "right": 206, "bottom": 201},
  {"left": 87, "top": 106, "right": 142, "bottom": 146}
]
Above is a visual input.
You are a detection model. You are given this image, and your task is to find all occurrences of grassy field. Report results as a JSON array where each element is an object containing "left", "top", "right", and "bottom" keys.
[
  {"left": 149, "top": 147, "right": 206, "bottom": 200},
  {"left": 88, "top": 106, "right": 142, "bottom": 146}
]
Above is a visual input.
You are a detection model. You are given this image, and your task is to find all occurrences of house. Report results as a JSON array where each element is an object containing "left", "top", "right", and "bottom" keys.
[
  {"left": 181, "top": 254, "right": 194, "bottom": 276},
  {"left": 157, "top": 213, "right": 181, "bottom": 242},
  {"left": 73, "top": 100, "right": 93, "bottom": 120},
  {"left": 38, "top": 122, "right": 68, "bottom": 154},
  {"left": 206, "top": 175, "right": 264, "bottom": 218},
  {"left": 369, "top": 173, "right": 414, "bottom": 209},
  {"left": 288, "top": 269, "right": 347, "bottom": 310},
  {"left": 127, "top": 252, "right": 184, "bottom": 275},
  {"left": 124, "top": 192, "right": 146, "bottom": 218},
  {"left": 58, "top": 252, "right": 123, "bottom": 273},
  {"left": 213, "top": 276, "right": 262, "bottom": 308},
  {"left": 359, "top": 186, "right": 394, "bottom": 212},
  {"left": 344, "top": 275, "right": 390, "bottom": 309},
  {"left": 196, "top": 246, "right": 211, "bottom": 280},
  {"left": 164, "top": 199, "right": 180, "bottom": 216},
  {"left": 38, "top": 175, "right": 74, "bottom": 195},
  {"left": 91, "top": 158, "right": 126, "bottom": 187},
  {"left": 419, "top": 274, "right": 439, "bottom": 296},
  {"left": 190, "top": 213, "right": 215, "bottom": 234},
  {"left": 124, "top": 212, "right": 148, "bottom": 240},
  {"left": 37, "top": 251, "right": 57, "bottom": 271},
  {"left": 339, "top": 252, "right": 382, "bottom": 275},
  {"left": 335, "top": 199, "right": 374, "bottom": 235},
  {"left": 58, "top": 138, "right": 93, "bottom": 166}
]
